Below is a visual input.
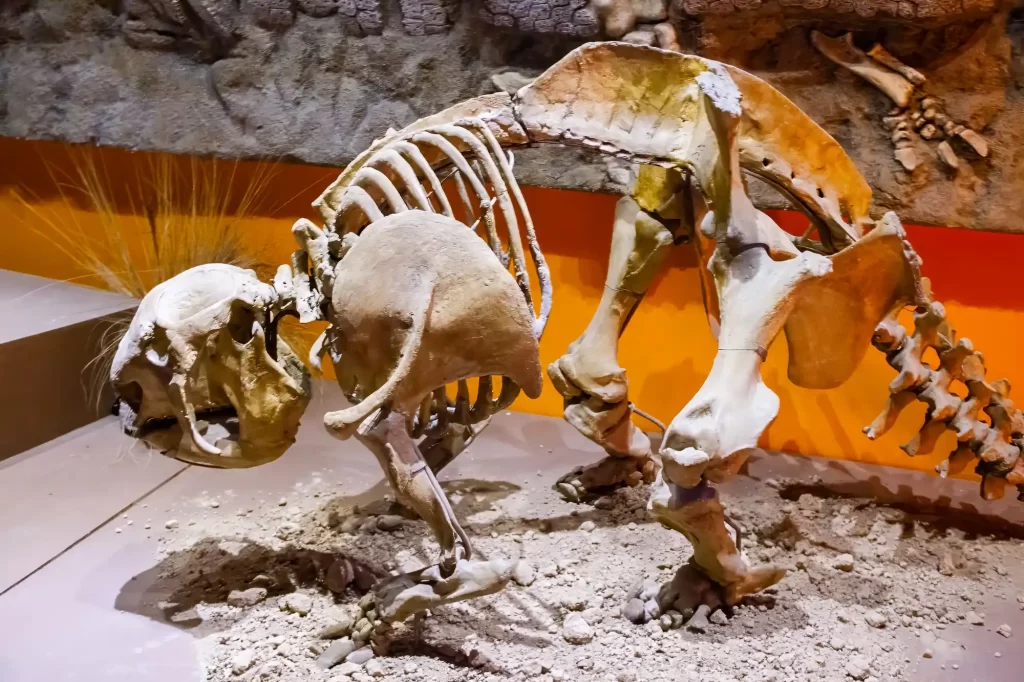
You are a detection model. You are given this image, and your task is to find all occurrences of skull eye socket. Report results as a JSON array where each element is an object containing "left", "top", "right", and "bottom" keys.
[
  {"left": 227, "top": 305, "right": 259, "bottom": 346},
  {"left": 117, "top": 381, "right": 144, "bottom": 412}
]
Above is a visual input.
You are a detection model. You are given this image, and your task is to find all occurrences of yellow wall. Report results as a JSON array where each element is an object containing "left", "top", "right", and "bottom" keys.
[{"left": 3, "top": 138, "right": 1022, "bottom": 478}]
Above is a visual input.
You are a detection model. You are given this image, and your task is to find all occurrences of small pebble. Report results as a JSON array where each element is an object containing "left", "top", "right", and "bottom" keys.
[
  {"left": 280, "top": 593, "right": 313, "bottom": 616},
  {"left": 562, "top": 613, "right": 594, "bottom": 644},
  {"left": 346, "top": 647, "right": 375, "bottom": 665},
  {"left": 865, "top": 611, "right": 888, "bottom": 629},
  {"left": 833, "top": 554, "right": 855, "bottom": 572},
  {"left": 513, "top": 561, "right": 536, "bottom": 587},
  {"left": 230, "top": 650, "right": 254, "bottom": 675}
]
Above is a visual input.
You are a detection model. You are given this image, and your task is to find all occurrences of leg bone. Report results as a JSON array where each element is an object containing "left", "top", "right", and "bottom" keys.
[
  {"left": 355, "top": 409, "right": 469, "bottom": 572},
  {"left": 548, "top": 196, "right": 676, "bottom": 499},
  {"left": 649, "top": 477, "right": 785, "bottom": 605}
]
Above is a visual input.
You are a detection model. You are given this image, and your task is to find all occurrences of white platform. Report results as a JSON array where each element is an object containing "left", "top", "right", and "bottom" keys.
[{"left": 0, "top": 269, "right": 136, "bottom": 460}]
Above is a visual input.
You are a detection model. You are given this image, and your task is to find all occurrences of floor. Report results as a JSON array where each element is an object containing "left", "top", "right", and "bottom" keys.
[{"left": 0, "top": 381, "right": 1021, "bottom": 682}]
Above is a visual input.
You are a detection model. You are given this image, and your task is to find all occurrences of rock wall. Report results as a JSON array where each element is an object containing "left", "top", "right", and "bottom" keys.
[{"left": 1, "top": 0, "right": 1023, "bottom": 232}]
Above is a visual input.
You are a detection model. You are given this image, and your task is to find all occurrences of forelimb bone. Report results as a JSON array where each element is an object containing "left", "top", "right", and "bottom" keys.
[
  {"left": 548, "top": 194, "right": 677, "bottom": 500},
  {"left": 354, "top": 408, "right": 470, "bottom": 573},
  {"left": 351, "top": 407, "right": 517, "bottom": 630}
]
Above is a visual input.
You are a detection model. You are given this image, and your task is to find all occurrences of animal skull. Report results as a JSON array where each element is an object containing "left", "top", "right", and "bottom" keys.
[{"left": 110, "top": 263, "right": 311, "bottom": 468}]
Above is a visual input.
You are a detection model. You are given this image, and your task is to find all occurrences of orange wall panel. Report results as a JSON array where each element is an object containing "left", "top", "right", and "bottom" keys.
[{"left": 2, "top": 138, "right": 1022, "bottom": 478}]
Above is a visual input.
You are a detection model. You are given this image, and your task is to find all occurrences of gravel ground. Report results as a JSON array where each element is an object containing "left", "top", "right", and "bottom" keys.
[{"left": 139, "top": 463, "right": 1024, "bottom": 682}]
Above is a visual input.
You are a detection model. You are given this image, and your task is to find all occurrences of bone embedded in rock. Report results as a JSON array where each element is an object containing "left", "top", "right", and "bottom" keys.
[
  {"left": 936, "top": 140, "right": 960, "bottom": 170},
  {"left": 867, "top": 44, "right": 927, "bottom": 86},
  {"left": 811, "top": 31, "right": 915, "bottom": 108},
  {"left": 957, "top": 129, "right": 989, "bottom": 158}
]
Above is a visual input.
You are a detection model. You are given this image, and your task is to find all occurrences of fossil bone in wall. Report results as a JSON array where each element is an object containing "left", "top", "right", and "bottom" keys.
[
  {"left": 3, "top": 0, "right": 1020, "bottom": 230},
  {"left": 811, "top": 30, "right": 990, "bottom": 173}
]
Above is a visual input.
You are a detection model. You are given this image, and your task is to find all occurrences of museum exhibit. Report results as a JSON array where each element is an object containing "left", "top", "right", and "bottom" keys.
[{"left": 0, "top": 1, "right": 1022, "bottom": 680}]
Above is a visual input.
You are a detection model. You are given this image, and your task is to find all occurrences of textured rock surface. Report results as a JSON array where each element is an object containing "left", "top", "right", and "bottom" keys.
[
  {"left": 675, "top": 0, "right": 1001, "bottom": 24},
  {"left": 1, "top": 0, "right": 1023, "bottom": 232},
  {"left": 478, "top": 0, "right": 600, "bottom": 36}
]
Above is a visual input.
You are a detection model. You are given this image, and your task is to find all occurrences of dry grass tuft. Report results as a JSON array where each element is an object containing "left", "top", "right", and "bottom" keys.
[
  {"left": 13, "top": 147, "right": 284, "bottom": 408},
  {"left": 14, "top": 148, "right": 275, "bottom": 297}
]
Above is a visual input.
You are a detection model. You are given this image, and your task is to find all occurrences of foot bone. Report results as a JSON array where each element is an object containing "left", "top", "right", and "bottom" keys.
[
  {"left": 374, "top": 554, "right": 518, "bottom": 624},
  {"left": 555, "top": 454, "right": 657, "bottom": 502}
]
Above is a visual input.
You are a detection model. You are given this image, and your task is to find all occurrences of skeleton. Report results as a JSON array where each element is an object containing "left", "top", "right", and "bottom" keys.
[
  {"left": 113, "top": 89, "right": 554, "bottom": 639},
  {"left": 112, "top": 42, "right": 1020, "bottom": 655}
]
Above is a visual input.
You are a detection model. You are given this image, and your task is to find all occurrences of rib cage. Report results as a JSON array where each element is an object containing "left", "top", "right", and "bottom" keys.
[
  {"left": 315, "top": 116, "right": 551, "bottom": 338},
  {"left": 866, "top": 301, "right": 1024, "bottom": 501},
  {"left": 297, "top": 110, "right": 552, "bottom": 438}
]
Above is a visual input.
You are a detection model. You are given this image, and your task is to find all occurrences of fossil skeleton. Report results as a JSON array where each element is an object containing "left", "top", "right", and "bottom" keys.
[
  {"left": 811, "top": 31, "right": 990, "bottom": 173},
  {"left": 112, "top": 41, "right": 1021, "bottom": 659}
]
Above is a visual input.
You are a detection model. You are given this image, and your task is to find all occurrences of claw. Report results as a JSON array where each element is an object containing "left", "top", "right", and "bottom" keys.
[{"left": 374, "top": 554, "right": 518, "bottom": 624}]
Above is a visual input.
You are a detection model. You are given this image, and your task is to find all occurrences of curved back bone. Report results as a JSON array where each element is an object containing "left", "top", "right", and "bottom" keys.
[{"left": 514, "top": 42, "right": 871, "bottom": 250}]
